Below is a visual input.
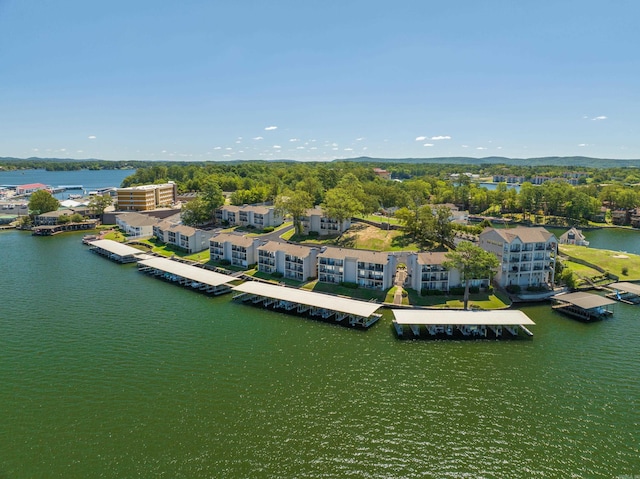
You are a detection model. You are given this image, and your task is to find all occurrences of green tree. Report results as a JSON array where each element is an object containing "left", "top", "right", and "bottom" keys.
[
  {"left": 181, "top": 197, "right": 210, "bottom": 227},
  {"left": 88, "top": 194, "right": 113, "bottom": 216},
  {"left": 322, "top": 187, "right": 364, "bottom": 233},
  {"left": 433, "top": 205, "right": 454, "bottom": 247},
  {"left": 443, "top": 241, "right": 499, "bottom": 310},
  {"left": 69, "top": 213, "right": 85, "bottom": 223},
  {"left": 28, "top": 189, "right": 59, "bottom": 215},
  {"left": 58, "top": 214, "right": 71, "bottom": 224},
  {"left": 201, "top": 178, "right": 225, "bottom": 223},
  {"left": 275, "top": 190, "right": 313, "bottom": 235}
]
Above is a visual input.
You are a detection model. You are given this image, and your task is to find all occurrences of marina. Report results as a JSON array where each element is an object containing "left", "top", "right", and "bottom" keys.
[
  {"left": 232, "top": 281, "right": 382, "bottom": 328},
  {"left": 391, "top": 309, "right": 535, "bottom": 338},
  {"left": 137, "top": 256, "right": 236, "bottom": 295},
  {"left": 552, "top": 291, "right": 616, "bottom": 321}
]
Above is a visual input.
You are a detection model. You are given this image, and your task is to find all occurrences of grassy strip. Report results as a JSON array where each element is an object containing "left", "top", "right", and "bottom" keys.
[
  {"left": 138, "top": 238, "right": 210, "bottom": 262},
  {"left": 560, "top": 244, "right": 640, "bottom": 280},
  {"left": 306, "top": 280, "right": 388, "bottom": 302},
  {"left": 405, "top": 288, "right": 510, "bottom": 309}
]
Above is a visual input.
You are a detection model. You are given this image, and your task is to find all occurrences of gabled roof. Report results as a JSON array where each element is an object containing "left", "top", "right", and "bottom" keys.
[
  {"left": 211, "top": 232, "right": 258, "bottom": 248},
  {"left": 319, "top": 246, "right": 392, "bottom": 264},
  {"left": 416, "top": 251, "right": 449, "bottom": 265},
  {"left": 116, "top": 212, "right": 160, "bottom": 227},
  {"left": 480, "top": 226, "right": 555, "bottom": 244},
  {"left": 258, "top": 240, "right": 318, "bottom": 258}
]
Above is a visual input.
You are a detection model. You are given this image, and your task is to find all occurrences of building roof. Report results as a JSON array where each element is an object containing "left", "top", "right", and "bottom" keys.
[
  {"left": 609, "top": 282, "right": 640, "bottom": 296},
  {"left": 18, "top": 183, "right": 48, "bottom": 189},
  {"left": 259, "top": 240, "right": 317, "bottom": 257},
  {"left": 319, "top": 246, "right": 391, "bottom": 264},
  {"left": 482, "top": 226, "right": 555, "bottom": 244},
  {"left": 116, "top": 212, "right": 160, "bottom": 227},
  {"left": 211, "top": 232, "right": 257, "bottom": 247},
  {"left": 233, "top": 281, "right": 381, "bottom": 317},
  {"left": 416, "top": 251, "right": 449, "bottom": 265},
  {"left": 89, "top": 239, "right": 147, "bottom": 257},
  {"left": 392, "top": 309, "right": 535, "bottom": 326},
  {"left": 117, "top": 183, "right": 175, "bottom": 191},
  {"left": 138, "top": 257, "right": 235, "bottom": 287},
  {"left": 221, "top": 204, "right": 273, "bottom": 215},
  {"left": 559, "top": 227, "right": 585, "bottom": 241},
  {"left": 553, "top": 292, "right": 616, "bottom": 310}
]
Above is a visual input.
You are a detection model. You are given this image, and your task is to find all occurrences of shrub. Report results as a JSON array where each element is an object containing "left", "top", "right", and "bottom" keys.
[
  {"left": 272, "top": 272, "right": 284, "bottom": 278},
  {"left": 263, "top": 226, "right": 275, "bottom": 233},
  {"left": 340, "top": 281, "right": 359, "bottom": 289},
  {"left": 506, "top": 285, "right": 521, "bottom": 294},
  {"left": 308, "top": 231, "right": 319, "bottom": 237},
  {"left": 622, "top": 266, "right": 629, "bottom": 276},
  {"left": 469, "top": 286, "right": 480, "bottom": 294},
  {"left": 450, "top": 287, "right": 465, "bottom": 296},
  {"left": 422, "top": 289, "right": 443, "bottom": 296}
]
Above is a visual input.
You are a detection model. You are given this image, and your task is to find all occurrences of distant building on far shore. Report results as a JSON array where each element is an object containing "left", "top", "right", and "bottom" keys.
[{"left": 116, "top": 183, "right": 177, "bottom": 211}]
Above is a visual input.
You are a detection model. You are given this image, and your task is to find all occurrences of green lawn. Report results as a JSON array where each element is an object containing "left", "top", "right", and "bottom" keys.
[
  {"left": 560, "top": 244, "right": 640, "bottom": 280},
  {"left": 287, "top": 224, "right": 420, "bottom": 252},
  {"left": 356, "top": 214, "right": 403, "bottom": 226},
  {"left": 384, "top": 286, "right": 410, "bottom": 305},
  {"left": 405, "top": 288, "right": 511, "bottom": 309},
  {"left": 138, "top": 238, "right": 210, "bottom": 262}
]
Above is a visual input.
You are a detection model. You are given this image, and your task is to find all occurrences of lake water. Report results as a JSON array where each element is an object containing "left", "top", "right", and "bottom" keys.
[{"left": 1, "top": 170, "right": 639, "bottom": 478}]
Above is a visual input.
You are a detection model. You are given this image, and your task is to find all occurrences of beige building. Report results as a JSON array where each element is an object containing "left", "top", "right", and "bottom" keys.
[
  {"left": 301, "top": 208, "right": 351, "bottom": 236},
  {"left": 210, "top": 233, "right": 262, "bottom": 268},
  {"left": 116, "top": 183, "right": 177, "bottom": 211},
  {"left": 257, "top": 241, "right": 319, "bottom": 281},
  {"left": 153, "top": 221, "right": 214, "bottom": 253},
  {"left": 408, "top": 251, "right": 463, "bottom": 293},
  {"left": 215, "top": 204, "right": 283, "bottom": 229},
  {"left": 317, "top": 247, "right": 396, "bottom": 290},
  {"left": 479, "top": 226, "right": 557, "bottom": 288}
]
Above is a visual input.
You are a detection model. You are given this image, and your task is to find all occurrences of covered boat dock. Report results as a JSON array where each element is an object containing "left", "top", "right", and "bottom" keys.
[
  {"left": 137, "top": 256, "right": 236, "bottom": 295},
  {"left": 606, "top": 282, "right": 640, "bottom": 304},
  {"left": 391, "top": 309, "right": 535, "bottom": 339},
  {"left": 88, "top": 239, "right": 148, "bottom": 263},
  {"left": 393, "top": 309, "right": 535, "bottom": 338},
  {"left": 232, "top": 281, "right": 382, "bottom": 328},
  {"left": 552, "top": 291, "right": 615, "bottom": 321}
]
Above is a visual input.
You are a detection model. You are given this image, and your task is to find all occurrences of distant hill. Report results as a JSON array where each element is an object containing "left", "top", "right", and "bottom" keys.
[{"left": 339, "top": 156, "right": 640, "bottom": 168}]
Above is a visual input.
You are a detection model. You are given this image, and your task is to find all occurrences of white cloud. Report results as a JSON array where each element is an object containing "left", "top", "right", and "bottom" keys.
[
  {"left": 33, "top": 148, "right": 39, "bottom": 152},
  {"left": 76, "top": 150, "right": 83, "bottom": 153},
  {"left": 362, "top": 147, "right": 368, "bottom": 151},
  {"left": 296, "top": 146, "right": 305, "bottom": 150},
  {"left": 265, "top": 126, "right": 278, "bottom": 131},
  {"left": 225, "top": 147, "right": 232, "bottom": 151},
  {"left": 273, "top": 145, "right": 281, "bottom": 149},
  {"left": 289, "top": 138, "right": 299, "bottom": 142},
  {"left": 578, "top": 143, "right": 588, "bottom": 147},
  {"left": 332, "top": 147, "right": 339, "bottom": 151},
  {"left": 252, "top": 136, "right": 263, "bottom": 141},
  {"left": 592, "top": 116, "right": 607, "bottom": 121},
  {"left": 461, "top": 145, "right": 469, "bottom": 148},
  {"left": 235, "top": 140, "right": 241, "bottom": 144},
  {"left": 415, "top": 136, "right": 427, "bottom": 141},
  {"left": 213, "top": 146, "right": 222, "bottom": 150},
  {"left": 310, "top": 147, "right": 317, "bottom": 150},
  {"left": 476, "top": 147, "right": 487, "bottom": 150},
  {"left": 88, "top": 135, "right": 96, "bottom": 140},
  {"left": 423, "top": 143, "right": 434, "bottom": 147},
  {"left": 162, "top": 150, "right": 167, "bottom": 153},
  {"left": 431, "top": 135, "right": 451, "bottom": 140},
  {"left": 355, "top": 137, "right": 365, "bottom": 141},
  {"left": 344, "top": 148, "right": 353, "bottom": 151}
]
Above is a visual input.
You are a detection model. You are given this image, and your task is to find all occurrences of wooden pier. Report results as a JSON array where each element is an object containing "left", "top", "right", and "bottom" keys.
[
  {"left": 232, "top": 281, "right": 382, "bottom": 328},
  {"left": 391, "top": 309, "right": 535, "bottom": 339}
]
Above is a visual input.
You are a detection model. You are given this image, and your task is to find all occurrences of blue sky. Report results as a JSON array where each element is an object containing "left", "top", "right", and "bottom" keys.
[{"left": 1, "top": 1, "right": 638, "bottom": 161}]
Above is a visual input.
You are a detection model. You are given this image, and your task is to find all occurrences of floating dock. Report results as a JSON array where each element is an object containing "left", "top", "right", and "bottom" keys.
[
  {"left": 232, "top": 281, "right": 382, "bottom": 328},
  {"left": 137, "top": 256, "right": 235, "bottom": 295},
  {"left": 606, "top": 282, "right": 640, "bottom": 305},
  {"left": 552, "top": 291, "right": 615, "bottom": 321},
  {"left": 391, "top": 309, "right": 535, "bottom": 339},
  {"left": 32, "top": 220, "right": 98, "bottom": 236},
  {"left": 88, "top": 239, "right": 150, "bottom": 263}
]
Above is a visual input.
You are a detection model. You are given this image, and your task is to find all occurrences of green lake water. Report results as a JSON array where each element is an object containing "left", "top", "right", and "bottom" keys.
[{"left": 1, "top": 230, "right": 639, "bottom": 478}]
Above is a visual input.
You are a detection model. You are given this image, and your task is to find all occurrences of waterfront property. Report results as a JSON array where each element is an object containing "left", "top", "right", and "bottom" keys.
[
  {"left": 552, "top": 291, "right": 616, "bottom": 321},
  {"left": 408, "top": 251, "right": 462, "bottom": 293},
  {"left": 216, "top": 204, "right": 283, "bottom": 229},
  {"left": 391, "top": 309, "right": 535, "bottom": 339},
  {"left": 210, "top": 232, "right": 262, "bottom": 268},
  {"left": 32, "top": 220, "right": 98, "bottom": 236},
  {"left": 317, "top": 247, "right": 396, "bottom": 290},
  {"left": 606, "top": 282, "right": 640, "bottom": 304},
  {"left": 33, "top": 207, "right": 98, "bottom": 226},
  {"left": 116, "top": 183, "right": 177, "bottom": 211},
  {"left": 232, "top": 281, "right": 382, "bottom": 327},
  {"left": 479, "top": 226, "right": 557, "bottom": 289},
  {"left": 257, "top": 241, "right": 319, "bottom": 281},
  {"left": 153, "top": 221, "right": 214, "bottom": 253},
  {"left": 559, "top": 227, "right": 589, "bottom": 246},
  {"left": 88, "top": 239, "right": 149, "bottom": 263},
  {"left": 137, "top": 256, "right": 235, "bottom": 295},
  {"left": 115, "top": 212, "right": 159, "bottom": 237}
]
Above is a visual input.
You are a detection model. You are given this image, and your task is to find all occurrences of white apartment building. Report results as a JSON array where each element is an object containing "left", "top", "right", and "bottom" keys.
[
  {"left": 257, "top": 241, "right": 319, "bottom": 281},
  {"left": 317, "top": 247, "right": 396, "bottom": 290},
  {"left": 209, "top": 233, "right": 262, "bottom": 268}
]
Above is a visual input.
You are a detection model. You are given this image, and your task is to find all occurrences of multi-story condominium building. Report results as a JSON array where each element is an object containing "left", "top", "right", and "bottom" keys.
[
  {"left": 257, "top": 241, "right": 319, "bottom": 281},
  {"left": 479, "top": 226, "right": 557, "bottom": 288},
  {"left": 317, "top": 247, "right": 396, "bottom": 290},
  {"left": 153, "top": 221, "right": 214, "bottom": 254},
  {"left": 408, "top": 252, "right": 462, "bottom": 293},
  {"left": 216, "top": 204, "right": 283, "bottom": 229},
  {"left": 300, "top": 208, "right": 351, "bottom": 236},
  {"left": 116, "top": 183, "right": 177, "bottom": 211},
  {"left": 492, "top": 175, "right": 525, "bottom": 184},
  {"left": 115, "top": 212, "right": 159, "bottom": 237},
  {"left": 209, "top": 233, "right": 262, "bottom": 267}
]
